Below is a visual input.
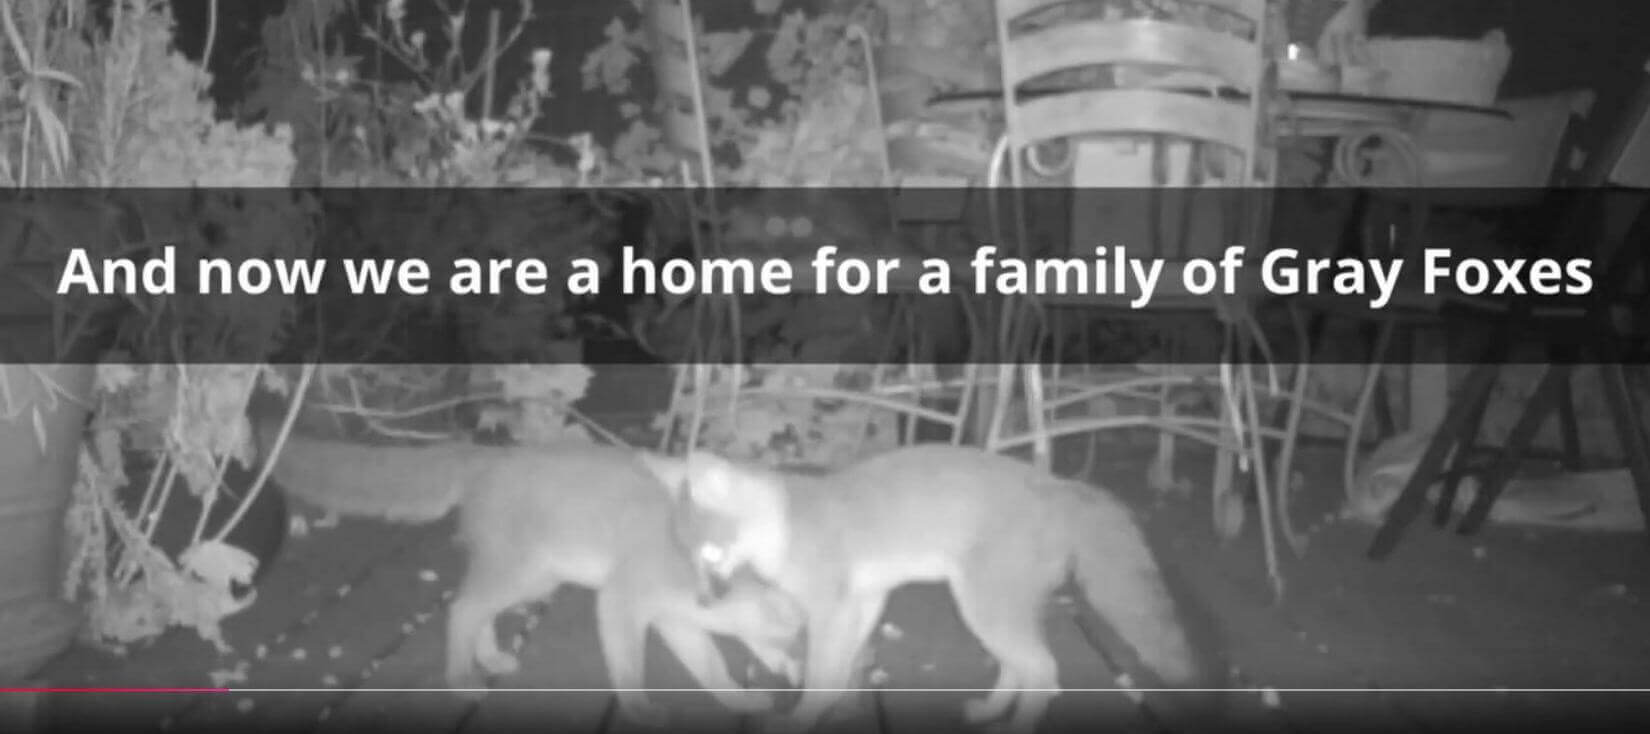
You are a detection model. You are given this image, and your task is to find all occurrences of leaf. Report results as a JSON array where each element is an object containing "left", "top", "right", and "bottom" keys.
[
  {"left": 179, "top": 540, "right": 259, "bottom": 590},
  {"left": 26, "top": 84, "right": 73, "bottom": 175},
  {"left": 476, "top": 404, "right": 512, "bottom": 432},
  {"left": 30, "top": 66, "right": 83, "bottom": 89},
  {"left": 581, "top": 18, "right": 641, "bottom": 95},
  {"left": 700, "top": 30, "right": 755, "bottom": 78}
]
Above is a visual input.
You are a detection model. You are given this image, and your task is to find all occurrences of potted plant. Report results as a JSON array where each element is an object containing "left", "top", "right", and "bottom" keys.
[{"left": 2, "top": 0, "right": 313, "bottom": 660}]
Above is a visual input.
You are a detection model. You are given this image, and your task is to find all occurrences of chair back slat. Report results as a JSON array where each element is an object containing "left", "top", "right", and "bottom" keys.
[
  {"left": 1013, "top": 88, "right": 1259, "bottom": 152},
  {"left": 995, "top": 0, "right": 1266, "bottom": 27},
  {"left": 1003, "top": 18, "right": 1262, "bottom": 92},
  {"left": 993, "top": 0, "right": 1274, "bottom": 183},
  {"left": 992, "top": 0, "right": 1275, "bottom": 261}
]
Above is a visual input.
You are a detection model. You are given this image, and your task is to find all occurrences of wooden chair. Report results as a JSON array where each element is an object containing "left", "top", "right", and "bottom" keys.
[
  {"left": 1367, "top": 59, "right": 1650, "bottom": 559},
  {"left": 981, "top": 0, "right": 1318, "bottom": 596}
]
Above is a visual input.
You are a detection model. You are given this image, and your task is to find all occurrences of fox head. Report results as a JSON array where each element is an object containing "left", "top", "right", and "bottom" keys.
[
  {"left": 669, "top": 487, "right": 749, "bottom": 602},
  {"left": 665, "top": 452, "right": 790, "bottom": 604}
]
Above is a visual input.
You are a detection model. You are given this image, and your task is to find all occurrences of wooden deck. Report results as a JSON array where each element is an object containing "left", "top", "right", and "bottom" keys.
[{"left": 35, "top": 445, "right": 1650, "bottom": 734}]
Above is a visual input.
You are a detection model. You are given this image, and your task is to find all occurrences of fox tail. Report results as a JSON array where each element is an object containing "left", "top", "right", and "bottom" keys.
[
  {"left": 255, "top": 427, "right": 479, "bottom": 524},
  {"left": 1066, "top": 487, "right": 1203, "bottom": 687}
]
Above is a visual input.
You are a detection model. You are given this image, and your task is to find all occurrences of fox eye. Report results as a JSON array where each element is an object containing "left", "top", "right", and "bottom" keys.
[{"left": 699, "top": 545, "right": 726, "bottom": 565}]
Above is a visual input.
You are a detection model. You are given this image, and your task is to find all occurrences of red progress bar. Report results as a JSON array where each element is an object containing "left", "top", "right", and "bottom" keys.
[{"left": 0, "top": 688, "right": 229, "bottom": 693}]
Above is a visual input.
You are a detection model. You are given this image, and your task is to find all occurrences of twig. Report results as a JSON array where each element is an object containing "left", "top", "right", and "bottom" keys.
[
  {"left": 311, "top": 389, "right": 508, "bottom": 421},
  {"left": 201, "top": 0, "right": 218, "bottom": 80},
  {"left": 481, "top": 8, "right": 500, "bottom": 119},
  {"left": 560, "top": 402, "right": 630, "bottom": 448},
  {"left": 458, "top": 0, "right": 533, "bottom": 94},
  {"left": 191, "top": 367, "right": 263, "bottom": 546},
  {"left": 212, "top": 363, "right": 317, "bottom": 544},
  {"left": 311, "top": 384, "right": 632, "bottom": 449},
  {"left": 360, "top": 418, "right": 458, "bottom": 442},
  {"left": 359, "top": 25, "right": 434, "bottom": 88},
  {"left": 131, "top": 452, "right": 170, "bottom": 539}
]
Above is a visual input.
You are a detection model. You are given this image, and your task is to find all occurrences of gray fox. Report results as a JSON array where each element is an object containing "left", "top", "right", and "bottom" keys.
[
  {"left": 657, "top": 444, "right": 1202, "bottom": 734},
  {"left": 262, "top": 432, "right": 802, "bottom": 726}
]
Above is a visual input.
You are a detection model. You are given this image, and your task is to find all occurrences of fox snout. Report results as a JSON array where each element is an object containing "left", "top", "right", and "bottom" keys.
[
  {"left": 696, "top": 574, "right": 733, "bottom": 606},
  {"left": 691, "top": 556, "right": 736, "bottom": 605}
]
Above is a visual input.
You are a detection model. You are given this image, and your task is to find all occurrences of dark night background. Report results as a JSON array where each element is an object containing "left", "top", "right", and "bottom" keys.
[{"left": 164, "top": 0, "right": 1650, "bottom": 156}]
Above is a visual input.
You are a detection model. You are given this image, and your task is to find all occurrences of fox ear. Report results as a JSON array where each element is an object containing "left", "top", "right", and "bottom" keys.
[
  {"left": 636, "top": 450, "right": 689, "bottom": 496},
  {"left": 683, "top": 451, "right": 730, "bottom": 502}
]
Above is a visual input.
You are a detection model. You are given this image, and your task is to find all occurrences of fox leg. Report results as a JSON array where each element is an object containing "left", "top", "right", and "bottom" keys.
[
  {"left": 444, "top": 598, "right": 489, "bottom": 693},
  {"left": 474, "top": 620, "right": 523, "bottom": 677},
  {"left": 444, "top": 559, "right": 558, "bottom": 695},
  {"left": 653, "top": 620, "right": 777, "bottom": 714},
  {"left": 744, "top": 639, "right": 800, "bottom": 686},
  {"left": 472, "top": 579, "right": 557, "bottom": 677},
  {"left": 950, "top": 575, "right": 1061, "bottom": 734},
  {"left": 781, "top": 592, "right": 887, "bottom": 732},
  {"left": 962, "top": 667, "right": 1021, "bottom": 725},
  {"left": 690, "top": 592, "right": 802, "bottom": 686},
  {"left": 594, "top": 588, "right": 670, "bottom": 728}
]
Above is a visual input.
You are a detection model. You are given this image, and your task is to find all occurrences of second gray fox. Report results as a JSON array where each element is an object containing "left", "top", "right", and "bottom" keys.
[{"left": 657, "top": 444, "right": 1203, "bottom": 734}]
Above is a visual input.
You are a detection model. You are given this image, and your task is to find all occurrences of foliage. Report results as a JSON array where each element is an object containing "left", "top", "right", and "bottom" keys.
[
  {"left": 297, "top": 362, "right": 597, "bottom": 447},
  {"left": 24, "top": 0, "right": 980, "bottom": 659},
  {"left": 0, "top": 0, "right": 311, "bottom": 649},
  {"left": 241, "top": 1, "right": 654, "bottom": 367},
  {"left": 1, "top": 0, "right": 299, "bottom": 187},
  {"left": 658, "top": 363, "right": 904, "bottom": 467},
  {"left": 470, "top": 363, "right": 598, "bottom": 445},
  {"left": 64, "top": 364, "right": 286, "bottom": 651},
  {"left": 580, "top": 1, "right": 926, "bottom": 464},
  {"left": 237, "top": 0, "right": 917, "bottom": 466},
  {"left": 593, "top": 0, "right": 885, "bottom": 189},
  {"left": 3, "top": 0, "right": 309, "bottom": 364},
  {"left": 60, "top": 357, "right": 607, "bottom": 651}
]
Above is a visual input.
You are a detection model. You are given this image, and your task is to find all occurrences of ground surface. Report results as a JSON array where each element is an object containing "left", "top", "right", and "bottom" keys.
[{"left": 35, "top": 429, "right": 1650, "bottom": 734}]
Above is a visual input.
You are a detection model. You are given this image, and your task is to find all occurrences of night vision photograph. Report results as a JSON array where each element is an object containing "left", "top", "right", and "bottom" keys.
[{"left": 3, "top": 1, "right": 1650, "bottom": 733}]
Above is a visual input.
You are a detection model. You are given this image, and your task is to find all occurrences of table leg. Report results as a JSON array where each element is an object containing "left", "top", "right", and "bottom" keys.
[
  {"left": 1368, "top": 359, "right": 1500, "bottom": 560},
  {"left": 1599, "top": 362, "right": 1650, "bottom": 546},
  {"left": 1407, "top": 340, "right": 1448, "bottom": 435}
]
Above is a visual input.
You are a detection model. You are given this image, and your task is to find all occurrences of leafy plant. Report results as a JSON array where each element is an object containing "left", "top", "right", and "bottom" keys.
[
  {"left": 592, "top": 0, "right": 885, "bottom": 188},
  {"left": 1, "top": 0, "right": 316, "bottom": 648},
  {"left": 587, "top": 0, "right": 963, "bottom": 465},
  {"left": 296, "top": 362, "right": 600, "bottom": 447},
  {"left": 64, "top": 364, "right": 298, "bottom": 651},
  {"left": 659, "top": 363, "right": 903, "bottom": 467}
]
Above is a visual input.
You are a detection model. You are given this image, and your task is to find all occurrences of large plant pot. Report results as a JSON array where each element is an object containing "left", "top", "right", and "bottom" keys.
[{"left": 0, "top": 363, "right": 95, "bottom": 683}]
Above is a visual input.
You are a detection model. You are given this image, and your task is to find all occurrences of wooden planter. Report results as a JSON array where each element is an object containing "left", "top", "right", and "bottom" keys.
[{"left": 0, "top": 363, "right": 95, "bottom": 683}]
